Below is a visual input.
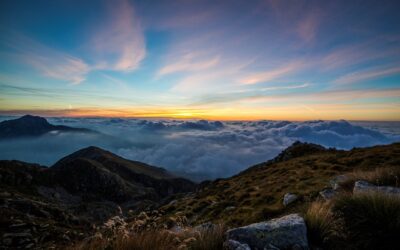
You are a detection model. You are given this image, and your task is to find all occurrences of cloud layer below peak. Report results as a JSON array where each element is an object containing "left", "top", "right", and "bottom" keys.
[{"left": 0, "top": 117, "right": 398, "bottom": 181}]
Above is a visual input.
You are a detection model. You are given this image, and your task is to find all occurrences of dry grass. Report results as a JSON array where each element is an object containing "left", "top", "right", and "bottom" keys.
[
  {"left": 69, "top": 230, "right": 179, "bottom": 250},
  {"left": 340, "top": 167, "right": 400, "bottom": 191},
  {"left": 68, "top": 224, "right": 226, "bottom": 250},
  {"left": 160, "top": 143, "right": 400, "bottom": 227},
  {"left": 304, "top": 201, "right": 336, "bottom": 247},
  {"left": 187, "top": 224, "right": 226, "bottom": 250}
]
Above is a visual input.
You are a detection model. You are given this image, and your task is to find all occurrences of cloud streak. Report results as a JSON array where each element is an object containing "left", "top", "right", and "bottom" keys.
[
  {"left": 334, "top": 65, "right": 400, "bottom": 85},
  {"left": 91, "top": 0, "right": 146, "bottom": 72},
  {"left": 158, "top": 52, "right": 220, "bottom": 76},
  {"left": 240, "top": 61, "right": 304, "bottom": 85},
  {"left": 1, "top": 33, "right": 90, "bottom": 84}
]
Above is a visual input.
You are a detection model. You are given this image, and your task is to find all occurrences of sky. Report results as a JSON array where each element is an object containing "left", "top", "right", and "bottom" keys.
[{"left": 0, "top": 0, "right": 400, "bottom": 121}]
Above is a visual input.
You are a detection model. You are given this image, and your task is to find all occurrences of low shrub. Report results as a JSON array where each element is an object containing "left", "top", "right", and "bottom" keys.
[{"left": 332, "top": 192, "right": 400, "bottom": 250}]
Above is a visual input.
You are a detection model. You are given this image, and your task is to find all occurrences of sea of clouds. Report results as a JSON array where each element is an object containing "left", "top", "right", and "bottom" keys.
[{"left": 0, "top": 117, "right": 399, "bottom": 181}]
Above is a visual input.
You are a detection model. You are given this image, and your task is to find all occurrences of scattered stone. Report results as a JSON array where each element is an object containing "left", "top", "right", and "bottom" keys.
[
  {"left": 353, "top": 180, "right": 400, "bottom": 196},
  {"left": 224, "top": 239, "right": 251, "bottom": 250},
  {"left": 319, "top": 188, "right": 336, "bottom": 200},
  {"left": 226, "top": 213, "right": 309, "bottom": 250},
  {"left": 225, "top": 206, "right": 236, "bottom": 211},
  {"left": 283, "top": 193, "right": 298, "bottom": 206},
  {"left": 330, "top": 175, "right": 348, "bottom": 190}
]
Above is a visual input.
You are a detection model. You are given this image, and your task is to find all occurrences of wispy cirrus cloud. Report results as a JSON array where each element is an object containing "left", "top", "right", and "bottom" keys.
[
  {"left": 0, "top": 0, "right": 145, "bottom": 84},
  {"left": 296, "top": 10, "right": 322, "bottom": 44},
  {"left": 91, "top": 0, "right": 146, "bottom": 72},
  {"left": 334, "top": 65, "right": 400, "bottom": 85},
  {"left": 1, "top": 33, "right": 90, "bottom": 84},
  {"left": 240, "top": 61, "right": 304, "bottom": 85},
  {"left": 158, "top": 52, "right": 220, "bottom": 76}
]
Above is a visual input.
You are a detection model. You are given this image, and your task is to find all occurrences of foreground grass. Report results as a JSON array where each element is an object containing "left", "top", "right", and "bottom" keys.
[
  {"left": 340, "top": 167, "right": 400, "bottom": 191},
  {"left": 304, "top": 201, "right": 336, "bottom": 247},
  {"left": 333, "top": 193, "right": 400, "bottom": 250},
  {"left": 69, "top": 224, "right": 225, "bottom": 250}
]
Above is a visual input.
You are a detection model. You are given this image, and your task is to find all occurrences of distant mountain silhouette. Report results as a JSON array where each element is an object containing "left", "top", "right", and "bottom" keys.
[
  {"left": 51, "top": 146, "right": 196, "bottom": 201},
  {"left": 0, "top": 115, "right": 94, "bottom": 139}
]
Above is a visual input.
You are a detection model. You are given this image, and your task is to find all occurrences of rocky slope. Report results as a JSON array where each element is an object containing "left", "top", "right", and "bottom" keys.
[
  {"left": 0, "top": 147, "right": 195, "bottom": 249},
  {"left": 0, "top": 115, "right": 94, "bottom": 139},
  {"left": 159, "top": 142, "right": 400, "bottom": 226}
]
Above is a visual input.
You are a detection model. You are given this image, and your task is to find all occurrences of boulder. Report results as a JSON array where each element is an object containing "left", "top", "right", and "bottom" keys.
[
  {"left": 225, "top": 239, "right": 251, "bottom": 250},
  {"left": 283, "top": 193, "right": 298, "bottom": 206},
  {"left": 353, "top": 180, "right": 400, "bottom": 196},
  {"left": 226, "top": 214, "right": 309, "bottom": 250},
  {"left": 319, "top": 188, "right": 336, "bottom": 200}
]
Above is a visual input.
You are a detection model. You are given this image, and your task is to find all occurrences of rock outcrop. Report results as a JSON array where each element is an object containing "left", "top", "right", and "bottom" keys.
[
  {"left": 353, "top": 180, "right": 400, "bottom": 196},
  {"left": 319, "top": 188, "right": 336, "bottom": 200},
  {"left": 226, "top": 214, "right": 309, "bottom": 250},
  {"left": 283, "top": 193, "right": 298, "bottom": 206}
]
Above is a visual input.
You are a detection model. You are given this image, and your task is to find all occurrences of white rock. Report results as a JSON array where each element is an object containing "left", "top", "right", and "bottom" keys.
[
  {"left": 353, "top": 180, "right": 400, "bottom": 196},
  {"left": 283, "top": 193, "right": 298, "bottom": 206},
  {"left": 226, "top": 214, "right": 309, "bottom": 250},
  {"left": 225, "top": 239, "right": 251, "bottom": 250},
  {"left": 319, "top": 188, "right": 336, "bottom": 200}
]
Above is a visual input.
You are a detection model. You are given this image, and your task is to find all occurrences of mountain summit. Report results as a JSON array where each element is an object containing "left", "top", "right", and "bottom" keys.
[{"left": 0, "top": 115, "right": 93, "bottom": 139}]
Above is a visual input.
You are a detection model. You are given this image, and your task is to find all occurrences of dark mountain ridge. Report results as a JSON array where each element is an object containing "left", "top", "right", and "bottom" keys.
[{"left": 0, "top": 115, "right": 94, "bottom": 139}]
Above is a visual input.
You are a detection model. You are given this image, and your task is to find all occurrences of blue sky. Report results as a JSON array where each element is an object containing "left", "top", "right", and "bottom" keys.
[{"left": 0, "top": 0, "right": 399, "bottom": 120}]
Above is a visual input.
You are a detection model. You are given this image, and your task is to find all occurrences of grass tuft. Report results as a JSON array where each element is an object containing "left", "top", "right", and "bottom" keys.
[
  {"left": 332, "top": 192, "right": 400, "bottom": 250},
  {"left": 304, "top": 201, "right": 336, "bottom": 247}
]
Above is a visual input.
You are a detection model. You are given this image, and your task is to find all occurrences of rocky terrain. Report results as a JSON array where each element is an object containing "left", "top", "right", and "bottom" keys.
[
  {"left": 0, "top": 147, "right": 195, "bottom": 249},
  {"left": 1, "top": 142, "right": 399, "bottom": 249},
  {"left": 0, "top": 115, "right": 95, "bottom": 139}
]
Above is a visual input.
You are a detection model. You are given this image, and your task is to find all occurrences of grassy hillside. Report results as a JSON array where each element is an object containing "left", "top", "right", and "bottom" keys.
[{"left": 159, "top": 143, "right": 400, "bottom": 226}]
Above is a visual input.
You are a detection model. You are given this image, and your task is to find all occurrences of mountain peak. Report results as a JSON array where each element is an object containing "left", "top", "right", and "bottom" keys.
[
  {"left": 0, "top": 115, "right": 94, "bottom": 139},
  {"left": 53, "top": 146, "right": 178, "bottom": 180},
  {"left": 272, "top": 141, "right": 327, "bottom": 162},
  {"left": 13, "top": 114, "right": 50, "bottom": 126}
]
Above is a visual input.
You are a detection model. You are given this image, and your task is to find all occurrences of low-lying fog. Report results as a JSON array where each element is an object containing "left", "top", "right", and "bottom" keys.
[{"left": 1, "top": 117, "right": 399, "bottom": 181}]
